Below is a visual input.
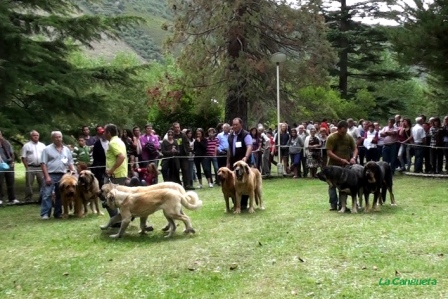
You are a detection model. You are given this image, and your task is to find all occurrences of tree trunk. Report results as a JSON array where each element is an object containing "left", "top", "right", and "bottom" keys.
[
  {"left": 338, "top": 0, "right": 349, "bottom": 99},
  {"left": 225, "top": 81, "right": 248, "bottom": 126},
  {"left": 224, "top": 1, "right": 248, "bottom": 126}
]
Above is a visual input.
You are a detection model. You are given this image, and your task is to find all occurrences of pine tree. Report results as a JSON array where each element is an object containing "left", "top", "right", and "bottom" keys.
[
  {"left": 0, "top": 0, "right": 144, "bottom": 134},
  {"left": 319, "top": 0, "right": 410, "bottom": 103},
  {"left": 167, "top": 0, "right": 336, "bottom": 125}
]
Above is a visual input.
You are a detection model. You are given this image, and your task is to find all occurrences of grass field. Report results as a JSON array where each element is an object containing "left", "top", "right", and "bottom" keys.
[{"left": 1, "top": 166, "right": 447, "bottom": 298}]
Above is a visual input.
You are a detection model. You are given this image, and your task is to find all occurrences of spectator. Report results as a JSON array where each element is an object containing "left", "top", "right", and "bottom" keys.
[
  {"left": 0, "top": 130, "right": 19, "bottom": 205},
  {"left": 21, "top": 130, "right": 46, "bottom": 203}
]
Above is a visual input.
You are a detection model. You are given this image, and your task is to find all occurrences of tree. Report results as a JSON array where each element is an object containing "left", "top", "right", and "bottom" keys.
[
  {"left": 390, "top": 0, "right": 448, "bottom": 83},
  {"left": 318, "top": 0, "right": 410, "bottom": 103},
  {"left": 0, "top": 0, "right": 144, "bottom": 135},
  {"left": 166, "top": 0, "right": 336, "bottom": 126}
]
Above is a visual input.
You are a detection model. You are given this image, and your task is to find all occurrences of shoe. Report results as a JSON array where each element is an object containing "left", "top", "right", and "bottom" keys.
[
  {"left": 208, "top": 183, "right": 213, "bottom": 188},
  {"left": 185, "top": 185, "right": 195, "bottom": 191},
  {"left": 10, "top": 199, "right": 20, "bottom": 204},
  {"left": 41, "top": 215, "right": 49, "bottom": 220},
  {"left": 196, "top": 185, "right": 203, "bottom": 189},
  {"left": 329, "top": 204, "right": 337, "bottom": 211},
  {"left": 0, "top": 200, "right": 3, "bottom": 205}
]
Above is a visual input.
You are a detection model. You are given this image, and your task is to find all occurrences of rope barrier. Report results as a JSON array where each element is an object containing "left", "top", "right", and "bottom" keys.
[{"left": 2, "top": 140, "right": 446, "bottom": 174}]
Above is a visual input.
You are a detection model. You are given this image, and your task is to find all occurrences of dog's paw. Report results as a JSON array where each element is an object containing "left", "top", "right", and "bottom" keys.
[
  {"left": 351, "top": 209, "right": 358, "bottom": 214},
  {"left": 100, "top": 224, "right": 109, "bottom": 230},
  {"left": 338, "top": 208, "right": 346, "bottom": 213},
  {"left": 390, "top": 203, "right": 397, "bottom": 207},
  {"left": 138, "top": 230, "right": 147, "bottom": 235},
  {"left": 248, "top": 207, "right": 255, "bottom": 214},
  {"left": 259, "top": 206, "right": 265, "bottom": 210},
  {"left": 161, "top": 225, "right": 170, "bottom": 232},
  {"left": 62, "top": 214, "right": 69, "bottom": 219},
  {"left": 98, "top": 211, "right": 105, "bottom": 216},
  {"left": 109, "top": 233, "right": 121, "bottom": 239},
  {"left": 234, "top": 208, "right": 241, "bottom": 214},
  {"left": 183, "top": 228, "right": 196, "bottom": 234}
]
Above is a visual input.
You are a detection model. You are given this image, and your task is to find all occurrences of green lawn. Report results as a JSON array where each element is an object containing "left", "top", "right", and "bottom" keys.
[{"left": 1, "top": 170, "right": 447, "bottom": 298}]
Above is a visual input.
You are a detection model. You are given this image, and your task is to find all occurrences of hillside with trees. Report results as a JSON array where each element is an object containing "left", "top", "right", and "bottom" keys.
[{"left": 78, "top": 0, "right": 172, "bottom": 61}]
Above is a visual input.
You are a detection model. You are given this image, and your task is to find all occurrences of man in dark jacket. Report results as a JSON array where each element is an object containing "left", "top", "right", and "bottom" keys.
[
  {"left": 172, "top": 122, "right": 195, "bottom": 190},
  {"left": 227, "top": 118, "right": 253, "bottom": 210}
]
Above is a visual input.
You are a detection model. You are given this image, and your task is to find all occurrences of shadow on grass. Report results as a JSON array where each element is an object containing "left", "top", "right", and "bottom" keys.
[{"left": 97, "top": 226, "right": 199, "bottom": 244}]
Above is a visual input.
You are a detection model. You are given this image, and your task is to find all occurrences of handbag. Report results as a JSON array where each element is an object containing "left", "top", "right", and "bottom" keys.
[{"left": 0, "top": 161, "right": 10, "bottom": 171}]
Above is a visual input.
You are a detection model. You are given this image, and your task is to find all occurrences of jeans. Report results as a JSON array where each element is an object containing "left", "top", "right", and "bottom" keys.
[
  {"left": 398, "top": 144, "right": 411, "bottom": 170},
  {"left": 413, "top": 144, "right": 424, "bottom": 173},
  {"left": 430, "top": 147, "right": 444, "bottom": 173},
  {"left": 0, "top": 166, "right": 16, "bottom": 202},
  {"left": 40, "top": 173, "right": 63, "bottom": 218},
  {"left": 382, "top": 144, "right": 397, "bottom": 174},
  {"left": 329, "top": 186, "right": 338, "bottom": 207},
  {"left": 205, "top": 157, "right": 219, "bottom": 182}
]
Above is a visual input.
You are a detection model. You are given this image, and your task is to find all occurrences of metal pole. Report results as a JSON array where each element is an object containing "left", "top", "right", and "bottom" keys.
[{"left": 276, "top": 62, "right": 282, "bottom": 174}]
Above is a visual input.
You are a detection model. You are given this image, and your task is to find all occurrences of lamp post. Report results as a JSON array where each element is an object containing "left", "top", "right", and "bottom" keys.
[{"left": 270, "top": 52, "right": 287, "bottom": 176}]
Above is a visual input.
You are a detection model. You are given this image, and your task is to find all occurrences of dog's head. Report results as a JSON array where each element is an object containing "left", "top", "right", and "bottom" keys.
[
  {"left": 217, "top": 167, "right": 232, "bottom": 182},
  {"left": 233, "top": 161, "right": 250, "bottom": 181},
  {"left": 364, "top": 161, "right": 378, "bottom": 183},
  {"left": 105, "top": 189, "right": 119, "bottom": 209},
  {"left": 77, "top": 162, "right": 89, "bottom": 174},
  {"left": 59, "top": 174, "right": 78, "bottom": 197},
  {"left": 316, "top": 166, "right": 338, "bottom": 187},
  {"left": 78, "top": 170, "right": 94, "bottom": 187}
]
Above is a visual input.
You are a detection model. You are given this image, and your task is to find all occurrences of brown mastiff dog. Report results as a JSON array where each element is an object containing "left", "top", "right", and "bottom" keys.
[
  {"left": 217, "top": 167, "right": 236, "bottom": 213},
  {"left": 78, "top": 170, "right": 103, "bottom": 216},
  {"left": 233, "top": 161, "right": 264, "bottom": 214},
  {"left": 59, "top": 172, "right": 82, "bottom": 218}
]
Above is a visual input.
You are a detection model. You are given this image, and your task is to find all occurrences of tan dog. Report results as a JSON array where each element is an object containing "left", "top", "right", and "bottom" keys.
[
  {"left": 101, "top": 182, "right": 188, "bottom": 231},
  {"left": 78, "top": 170, "right": 103, "bottom": 216},
  {"left": 59, "top": 172, "right": 82, "bottom": 218},
  {"left": 100, "top": 189, "right": 203, "bottom": 238},
  {"left": 233, "top": 161, "right": 264, "bottom": 214},
  {"left": 217, "top": 167, "right": 236, "bottom": 213}
]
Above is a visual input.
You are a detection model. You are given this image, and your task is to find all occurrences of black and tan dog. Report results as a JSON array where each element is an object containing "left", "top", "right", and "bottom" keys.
[
  {"left": 317, "top": 165, "right": 364, "bottom": 213},
  {"left": 364, "top": 161, "right": 396, "bottom": 211}
]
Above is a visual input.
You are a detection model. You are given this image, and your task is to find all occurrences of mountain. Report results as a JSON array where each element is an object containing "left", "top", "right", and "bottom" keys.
[{"left": 78, "top": 0, "right": 173, "bottom": 61}]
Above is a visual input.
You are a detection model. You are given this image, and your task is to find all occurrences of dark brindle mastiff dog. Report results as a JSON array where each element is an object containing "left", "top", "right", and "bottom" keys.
[
  {"left": 364, "top": 161, "right": 396, "bottom": 211},
  {"left": 317, "top": 165, "right": 364, "bottom": 214}
]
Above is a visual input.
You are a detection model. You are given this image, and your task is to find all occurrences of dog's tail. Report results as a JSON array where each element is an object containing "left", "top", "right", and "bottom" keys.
[{"left": 180, "top": 191, "right": 203, "bottom": 210}]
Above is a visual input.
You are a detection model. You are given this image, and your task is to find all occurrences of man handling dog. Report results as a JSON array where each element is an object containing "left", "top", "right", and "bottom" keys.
[
  {"left": 103, "top": 124, "right": 128, "bottom": 219},
  {"left": 325, "top": 121, "right": 358, "bottom": 211},
  {"left": 226, "top": 117, "right": 252, "bottom": 210}
]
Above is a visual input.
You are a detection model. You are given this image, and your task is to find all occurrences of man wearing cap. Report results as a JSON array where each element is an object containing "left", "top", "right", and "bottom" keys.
[{"left": 21, "top": 130, "right": 46, "bottom": 203}]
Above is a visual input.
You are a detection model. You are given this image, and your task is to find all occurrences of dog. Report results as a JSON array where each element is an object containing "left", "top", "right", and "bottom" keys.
[
  {"left": 101, "top": 182, "right": 189, "bottom": 231},
  {"left": 59, "top": 172, "right": 82, "bottom": 218},
  {"left": 317, "top": 165, "right": 364, "bottom": 214},
  {"left": 217, "top": 167, "right": 236, "bottom": 213},
  {"left": 100, "top": 188, "right": 202, "bottom": 238},
  {"left": 78, "top": 170, "right": 103, "bottom": 216},
  {"left": 233, "top": 161, "right": 264, "bottom": 214},
  {"left": 377, "top": 161, "right": 396, "bottom": 206}
]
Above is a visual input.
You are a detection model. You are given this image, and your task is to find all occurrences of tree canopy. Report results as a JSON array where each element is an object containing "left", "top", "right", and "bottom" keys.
[
  {"left": 167, "top": 0, "right": 337, "bottom": 125},
  {"left": 0, "top": 0, "right": 145, "bottom": 135}
]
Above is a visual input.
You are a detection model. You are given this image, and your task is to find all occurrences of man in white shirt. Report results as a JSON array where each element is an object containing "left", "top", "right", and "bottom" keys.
[
  {"left": 411, "top": 117, "right": 426, "bottom": 173},
  {"left": 21, "top": 130, "right": 46, "bottom": 203}
]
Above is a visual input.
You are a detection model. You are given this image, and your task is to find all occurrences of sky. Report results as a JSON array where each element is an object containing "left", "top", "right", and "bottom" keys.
[{"left": 284, "top": 0, "right": 422, "bottom": 26}]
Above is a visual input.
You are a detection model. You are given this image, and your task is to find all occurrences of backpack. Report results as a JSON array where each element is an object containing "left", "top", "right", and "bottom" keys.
[{"left": 145, "top": 140, "right": 158, "bottom": 155}]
